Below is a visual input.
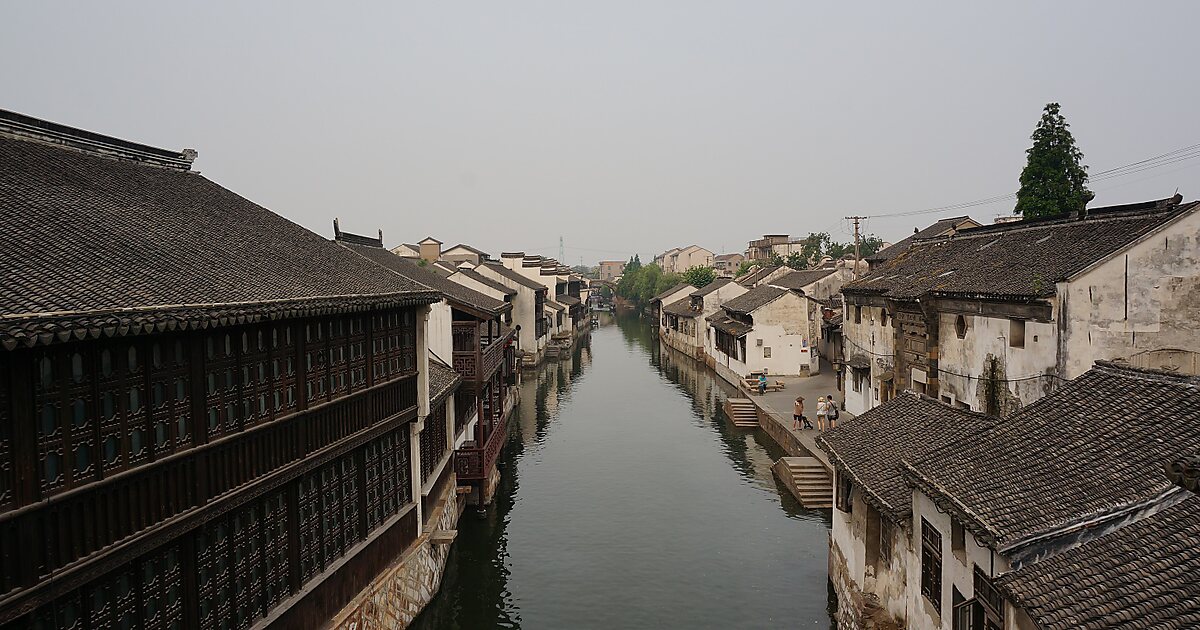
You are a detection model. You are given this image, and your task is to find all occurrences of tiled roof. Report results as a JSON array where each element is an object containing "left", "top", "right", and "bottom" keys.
[
  {"left": 544, "top": 300, "right": 565, "bottom": 312},
  {"left": 442, "top": 243, "right": 488, "bottom": 257},
  {"left": 691, "top": 277, "right": 733, "bottom": 297},
  {"left": 662, "top": 297, "right": 696, "bottom": 317},
  {"left": 769, "top": 268, "right": 836, "bottom": 291},
  {"left": 455, "top": 267, "right": 516, "bottom": 296},
  {"left": 904, "top": 362, "right": 1200, "bottom": 550},
  {"left": 707, "top": 314, "right": 752, "bottom": 337},
  {"left": 340, "top": 243, "right": 509, "bottom": 317},
  {"left": 0, "top": 126, "right": 438, "bottom": 350},
  {"left": 650, "top": 282, "right": 692, "bottom": 304},
  {"left": 845, "top": 199, "right": 1196, "bottom": 300},
  {"left": 428, "top": 359, "right": 461, "bottom": 406},
  {"left": 480, "top": 262, "right": 546, "bottom": 291},
  {"left": 554, "top": 294, "right": 581, "bottom": 306},
  {"left": 866, "top": 216, "right": 975, "bottom": 263},
  {"left": 816, "top": 392, "right": 996, "bottom": 520},
  {"left": 714, "top": 253, "right": 743, "bottom": 261},
  {"left": 721, "top": 285, "right": 787, "bottom": 314},
  {"left": 995, "top": 494, "right": 1200, "bottom": 630},
  {"left": 736, "top": 265, "right": 780, "bottom": 287}
]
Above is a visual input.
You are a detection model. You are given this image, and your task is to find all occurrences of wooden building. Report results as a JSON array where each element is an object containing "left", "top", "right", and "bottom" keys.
[{"left": 0, "top": 109, "right": 455, "bottom": 628}]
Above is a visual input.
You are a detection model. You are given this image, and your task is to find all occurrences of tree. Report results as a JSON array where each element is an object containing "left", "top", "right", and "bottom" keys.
[
  {"left": 735, "top": 260, "right": 756, "bottom": 277},
  {"left": 859, "top": 236, "right": 884, "bottom": 257},
  {"left": 1015, "top": 102, "right": 1093, "bottom": 219},
  {"left": 682, "top": 266, "right": 716, "bottom": 288},
  {"left": 768, "top": 252, "right": 785, "bottom": 267},
  {"left": 625, "top": 254, "right": 642, "bottom": 274},
  {"left": 784, "top": 252, "right": 806, "bottom": 270}
]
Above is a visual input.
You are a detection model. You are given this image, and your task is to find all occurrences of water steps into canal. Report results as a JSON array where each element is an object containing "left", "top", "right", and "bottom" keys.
[{"left": 774, "top": 457, "right": 834, "bottom": 509}]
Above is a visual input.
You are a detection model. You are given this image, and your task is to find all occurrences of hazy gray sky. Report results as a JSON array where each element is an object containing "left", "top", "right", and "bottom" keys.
[{"left": 4, "top": 2, "right": 1199, "bottom": 265}]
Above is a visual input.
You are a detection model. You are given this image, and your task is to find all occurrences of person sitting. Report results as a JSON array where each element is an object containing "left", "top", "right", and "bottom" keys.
[{"left": 757, "top": 373, "right": 768, "bottom": 395}]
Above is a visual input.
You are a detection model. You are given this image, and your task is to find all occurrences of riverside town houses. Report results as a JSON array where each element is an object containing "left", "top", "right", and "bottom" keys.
[
  {"left": 839, "top": 196, "right": 1200, "bottom": 417},
  {"left": 0, "top": 109, "right": 486, "bottom": 628},
  {"left": 659, "top": 278, "right": 747, "bottom": 360},
  {"left": 818, "top": 362, "right": 1200, "bottom": 630}
]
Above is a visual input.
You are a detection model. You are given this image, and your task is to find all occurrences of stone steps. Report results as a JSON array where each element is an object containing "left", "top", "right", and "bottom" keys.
[
  {"left": 774, "top": 456, "right": 832, "bottom": 509},
  {"left": 724, "top": 397, "right": 760, "bottom": 428}
]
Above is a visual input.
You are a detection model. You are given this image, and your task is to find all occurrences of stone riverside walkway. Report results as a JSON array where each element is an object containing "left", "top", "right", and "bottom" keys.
[{"left": 738, "top": 371, "right": 855, "bottom": 472}]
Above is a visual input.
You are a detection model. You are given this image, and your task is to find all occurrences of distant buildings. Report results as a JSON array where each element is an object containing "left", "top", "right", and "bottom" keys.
[
  {"left": 598, "top": 260, "right": 626, "bottom": 282},
  {"left": 660, "top": 278, "right": 747, "bottom": 359},
  {"left": 712, "top": 252, "right": 745, "bottom": 278},
  {"left": 746, "top": 234, "right": 805, "bottom": 261},
  {"left": 654, "top": 245, "right": 714, "bottom": 274}
]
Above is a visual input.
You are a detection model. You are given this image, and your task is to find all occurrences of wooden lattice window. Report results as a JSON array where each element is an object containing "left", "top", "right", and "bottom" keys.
[
  {"left": 298, "top": 455, "right": 361, "bottom": 583},
  {"left": 347, "top": 316, "right": 368, "bottom": 391},
  {"left": 148, "top": 339, "right": 191, "bottom": 457},
  {"left": 420, "top": 402, "right": 448, "bottom": 484},
  {"left": 921, "top": 518, "right": 944, "bottom": 613},
  {"left": 85, "top": 567, "right": 138, "bottom": 629},
  {"left": 197, "top": 491, "right": 287, "bottom": 630},
  {"left": 141, "top": 544, "right": 184, "bottom": 630},
  {"left": 34, "top": 347, "right": 100, "bottom": 494},
  {"left": 372, "top": 309, "right": 416, "bottom": 383},
  {"left": 304, "top": 321, "right": 328, "bottom": 405},
  {"left": 327, "top": 318, "right": 349, "bottom": 400},
  {"left": 365, "top": 427, "right": 412, "bottom": 533},
  {"left": 205, "top": 332, "right": 240, "bottom": 440},
  {"left": 271, "top": 324, "right": 297, "bottom": 416},
  {"left": 240, "top": 328, "right": 273, "bottom": 430}
]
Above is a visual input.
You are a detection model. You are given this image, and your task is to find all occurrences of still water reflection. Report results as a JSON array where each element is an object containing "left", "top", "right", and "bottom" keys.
[{"left": 412, "top": 314, "right": 836, "bottom": 629}]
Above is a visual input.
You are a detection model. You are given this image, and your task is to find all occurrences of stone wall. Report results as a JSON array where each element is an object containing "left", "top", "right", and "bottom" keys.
[{"left": 330, "top": 478, "right": 460, "bottom": 630}]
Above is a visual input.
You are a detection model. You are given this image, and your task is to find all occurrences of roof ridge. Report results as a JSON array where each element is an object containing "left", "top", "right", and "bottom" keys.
[{"left": 921, "top": 202, "right": 1187, "bottom": 242}]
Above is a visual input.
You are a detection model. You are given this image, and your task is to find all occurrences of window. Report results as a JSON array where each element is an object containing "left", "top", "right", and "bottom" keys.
[
  {"left": 955, "top": 314, "right": 968, "bottom": 339},
  {"left": 854, "top": 305, "right": 862, "bottom": 324},
  {"left": 974, "top": 567, "right": 1006, "bottom": 629},
  {"left": 763, "top": 347, "right": 772, "bottom": 358},
  {"left": 1009, "top": 319, "right": 1025, "bottom": 348},
  {"left": 879, "top": 516, "right": 893, "bottom": 567},
  {"left": 921, "top": 518, "right": 944, "bottom": 614},
  {"left": 880, "top": 309, "right": 889, "bottom": 327},
  {"left": 952, "top": 517, "right": 966, "bottom": 556},
  {"left": 851, "top": 369, "right": 863, "bottom": 393},
  {"left": 835, "top": 473, "right": 853, "bottom": 513}
]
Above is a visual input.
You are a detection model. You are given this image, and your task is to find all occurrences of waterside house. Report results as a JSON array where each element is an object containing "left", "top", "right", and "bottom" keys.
[
  {"left": 706, "top": 269, "right": 845, "bottom": 383},
  {"left": 864, "top": 216, "right": 982, "bottom": 271},
  {"left": 659, "top": 278, "right": 748, "bottom": 360},
  {"left": 819, "top": 362, "right": 1200, "bottom": 629},
  {"left": 839, "top": 196, "right": 1200, "bottom": 417},
  {"left": 0, "top": 109, "right": 461, "bottom": 628},
  {"left": 476, "top": 255, "right": 550, "bottom": 365},
  {"left": 649, "top": 282, "right": 698, "bottom": 330},
  {"left": 333, "top": 229, "right": 518, "bottom": 507}
]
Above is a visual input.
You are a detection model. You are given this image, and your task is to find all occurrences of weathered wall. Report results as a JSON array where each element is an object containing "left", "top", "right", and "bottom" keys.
[
  {"left": 1063, "top": 208, "right": 1200, "bottom": 377},
  {"left": 841, "top": 304, "right": 894, "bottom": 416},
  {"left": 741, "top": 292, "right": 814, "bottom": 376},
  {"left": 330, "top": 480, "right": 460, "bottom": 630},
  {"left": 829, "top": 479, "right": 908, "bottom": 629},
  {"left": 935, "top": 312, "right": 1056, "bottom": 414}
]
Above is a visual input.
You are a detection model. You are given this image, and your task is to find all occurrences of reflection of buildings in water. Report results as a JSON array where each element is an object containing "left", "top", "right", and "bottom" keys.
[{"left": 514, "top": 343, "right": 591, "bottom": 443}]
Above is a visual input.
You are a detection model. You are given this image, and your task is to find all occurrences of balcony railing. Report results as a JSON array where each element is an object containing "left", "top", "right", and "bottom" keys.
[
  {"left": 452, "top": 323, "right": 515, "bottom": 381},
  {"left": 454, "top": 405, "right": 508, "bottom": 481}
]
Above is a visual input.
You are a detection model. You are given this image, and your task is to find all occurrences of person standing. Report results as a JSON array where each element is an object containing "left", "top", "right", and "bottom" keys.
[
  {"left": 793, "top": 396, "right": 806, "bottom": 430},
  {"left": 827, "top": 393, "right": 840, "bottom": 429},
  {"left": 816, "top": 396, "right": 829, "bottom": 431}
]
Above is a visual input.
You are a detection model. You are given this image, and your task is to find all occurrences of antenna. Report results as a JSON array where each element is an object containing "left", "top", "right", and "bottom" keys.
[{"left": 559, "top": 236, "right": 565, "bottom": 262}]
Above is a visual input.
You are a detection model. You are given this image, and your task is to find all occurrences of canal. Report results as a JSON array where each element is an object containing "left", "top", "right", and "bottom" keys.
[{"left": 412, "top": 314, "right": 836, "bottom": 629}]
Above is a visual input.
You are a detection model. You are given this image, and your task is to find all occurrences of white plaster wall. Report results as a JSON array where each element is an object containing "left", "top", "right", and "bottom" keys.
[
  {"left": 426, "top": 300, "right": 453, "bottom": 367},
  {"left": 1063, "top": 208, "right": 1200, "bottom": 377},
  {"left": 474, "top": 266, "right": 544, "bottom": 355},
  {"left": 447, "top": 270, "right": 508, "bottom": 301},
  {"left": 936, "top": 312, "right": 1057, "bottom": 413},
  {"left": 908, "top": 490, "right": 1013, "bottom": 630}
]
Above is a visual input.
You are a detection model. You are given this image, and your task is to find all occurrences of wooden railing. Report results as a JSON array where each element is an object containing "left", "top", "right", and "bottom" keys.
[
  {"left": 454, "top": 405, "right": 508, "bottom": 481},
  {"left": 0, "top": 374, "right": 418, "bottom": 596},
  {"left": 451, "top": 324, "right": 514, "bottom": 381}
]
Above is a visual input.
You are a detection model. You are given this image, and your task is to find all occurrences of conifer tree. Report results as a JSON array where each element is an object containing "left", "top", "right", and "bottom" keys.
[{"left": 1015, "top": 103, "right": 1093, "bottom": 219}]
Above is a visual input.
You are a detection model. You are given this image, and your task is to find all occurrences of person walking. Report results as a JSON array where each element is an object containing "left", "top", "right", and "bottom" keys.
[
  {"left": 793, "top": 396, "right": 807, "bottom": 430},
  {"left": 816, "top": 396, "right": 829, "bottom": 431},
  {"left": 827, "top": 393, "right": 840, "bottom": 429}
]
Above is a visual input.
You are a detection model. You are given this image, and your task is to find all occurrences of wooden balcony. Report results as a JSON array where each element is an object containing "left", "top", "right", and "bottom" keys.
[
  {"left": 454, "top": 404, "right": 508, "bottom": 481},
  {"left": 452, "top": 323, "right": 515, "bottom": 382}
]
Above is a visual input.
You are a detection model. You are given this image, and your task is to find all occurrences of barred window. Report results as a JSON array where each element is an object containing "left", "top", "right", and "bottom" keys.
[{"left": 921, "top": 518, "right": 944, "bottom": 613}]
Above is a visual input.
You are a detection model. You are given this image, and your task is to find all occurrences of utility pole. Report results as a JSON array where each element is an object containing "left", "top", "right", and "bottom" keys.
[
  {"left": 559, "top": 236, "right": 565, "bottom": 263},
  {"left": 845, "top": 216, "right": 867, "bottom": 279}
]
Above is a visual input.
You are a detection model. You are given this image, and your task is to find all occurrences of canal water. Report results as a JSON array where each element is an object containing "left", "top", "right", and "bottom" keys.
[{"left": 412, "top": 314, "right": 836, "bottom": 629}]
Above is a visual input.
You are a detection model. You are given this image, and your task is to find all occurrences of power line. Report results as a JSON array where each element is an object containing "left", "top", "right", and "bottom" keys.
[{"left": 856, "top": 140, "right": 1200, "bottom": 220}]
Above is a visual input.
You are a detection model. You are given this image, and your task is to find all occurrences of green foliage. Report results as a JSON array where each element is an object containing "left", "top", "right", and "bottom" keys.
[
  {"left": 615, "top": 262, "right": 681, "bottom": 305},
  {"left": 681, "top": 266, "right": 716, "bottom": 288},
  {"left": 735, "top": 260, "right": 756, "bottom": 277},
  {"left": 859, "top": 236, "right": 884, "bottom": 257},
  {"left": 625, "top": 254, "right": 642, "bottom": 275},
  {"left": 768, "top": 252, "right": 785, "bottom": 267},
  {"left": 785, "top": 252, "right": 806, "bottom": 270},
  {"left": 1015, "top": 102, "right": 1093, "bottom": 219}
]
